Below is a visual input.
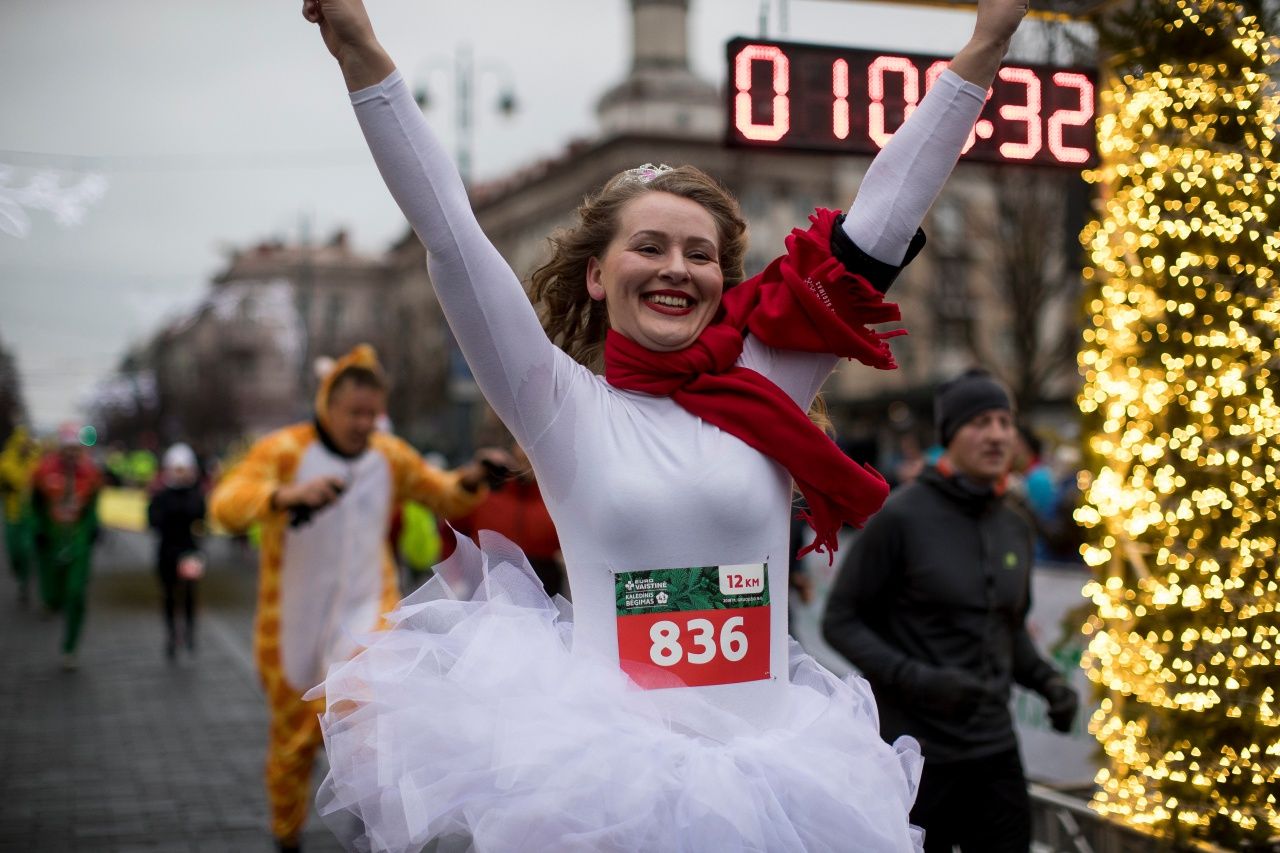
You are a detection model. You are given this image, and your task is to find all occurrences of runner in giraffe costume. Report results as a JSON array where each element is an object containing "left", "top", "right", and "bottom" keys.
[{"left": 209, "top": 344, "right": 492, "bottom": 852}]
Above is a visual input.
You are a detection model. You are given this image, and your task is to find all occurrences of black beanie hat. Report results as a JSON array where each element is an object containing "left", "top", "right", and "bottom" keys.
[{"left": 934, "top": 369, "right": 1012, "bottom": 447}]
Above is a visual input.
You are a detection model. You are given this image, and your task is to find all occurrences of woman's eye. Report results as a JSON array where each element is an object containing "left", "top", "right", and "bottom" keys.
[{"left": 636, "top": 245, "right": 660, "bottom": 255}]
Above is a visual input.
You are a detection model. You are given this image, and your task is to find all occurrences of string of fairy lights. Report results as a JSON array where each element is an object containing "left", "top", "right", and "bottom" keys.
[{"left": 1075, "top": 0, "right": 1279, "bottom": 844}]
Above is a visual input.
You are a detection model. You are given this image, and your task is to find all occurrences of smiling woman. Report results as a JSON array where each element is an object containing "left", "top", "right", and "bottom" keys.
[{"left": 297, "top": 0, "right": 1029, "bottom": 850}]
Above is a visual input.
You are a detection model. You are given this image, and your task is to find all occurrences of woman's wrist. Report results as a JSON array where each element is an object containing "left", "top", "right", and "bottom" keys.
[
  {"left": 338, "top": 40, "right": 396, "bottom": 92},
  {"left": 947, "top": 34, "right": 1011, "bottom": 89}
]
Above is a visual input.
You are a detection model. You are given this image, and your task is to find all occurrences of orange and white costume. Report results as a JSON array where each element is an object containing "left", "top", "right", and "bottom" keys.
[{"left": 208, "top": 345, "right": 484, "bottom": 843}]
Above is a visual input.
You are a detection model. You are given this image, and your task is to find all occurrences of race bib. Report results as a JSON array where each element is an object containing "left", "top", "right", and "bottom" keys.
[{"left": 615, "top": 563, "right": 771, "bottom": 690}]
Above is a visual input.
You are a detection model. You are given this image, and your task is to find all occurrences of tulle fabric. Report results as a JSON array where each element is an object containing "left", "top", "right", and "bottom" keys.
[{"left": 307, "top": 531, "right": 923, "bottom": 853}]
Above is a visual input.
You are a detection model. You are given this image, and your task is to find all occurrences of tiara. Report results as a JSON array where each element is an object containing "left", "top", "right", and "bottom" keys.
[{"left": 622, "top": 163, "right": 674, "bottom": 184}]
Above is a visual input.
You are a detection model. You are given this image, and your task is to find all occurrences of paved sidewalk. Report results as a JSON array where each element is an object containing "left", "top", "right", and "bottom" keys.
[{"left": 0, "top": 530, "right": 343, "bottom": 853}]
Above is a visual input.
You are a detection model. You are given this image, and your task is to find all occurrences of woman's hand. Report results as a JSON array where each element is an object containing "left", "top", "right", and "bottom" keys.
[
  {"left": 972, "top": 0, "right": 1029, "bottom": 50},
  {"left": 302, "top": 0, "right": 373, "bottom": 60},
  {"left": 302, "top": 0, "right": 395, "bottom": 91},
  {"left": 948, "top": 0, "right": 1028, "bottom": 87}
]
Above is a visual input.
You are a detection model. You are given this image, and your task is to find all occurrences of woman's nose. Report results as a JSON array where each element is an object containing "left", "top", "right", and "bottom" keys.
[{"left": 660, "top": 251, "right": 690, "bottom": 281}]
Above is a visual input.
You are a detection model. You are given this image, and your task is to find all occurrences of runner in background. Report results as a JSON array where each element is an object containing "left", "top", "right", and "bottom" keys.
[
  {"left": 148, "top": 443, "right": 207, "bottom": 659},
  {"left": 30, "top": 423, "right": 102, "bottom": 671},
  {"left": 0, "top": 427, "right": 41, "bottom": 607},
  {"left": 823, "top": 370, "right": 1080, "bottom": 852},
  {"left": 208, "top": 344, "right": 500, "bottom": 853}
]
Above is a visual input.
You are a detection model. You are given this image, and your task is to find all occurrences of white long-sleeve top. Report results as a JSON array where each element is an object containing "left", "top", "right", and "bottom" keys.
[{"left": 349, "top": 68, "right": 985, "bottom": 726}]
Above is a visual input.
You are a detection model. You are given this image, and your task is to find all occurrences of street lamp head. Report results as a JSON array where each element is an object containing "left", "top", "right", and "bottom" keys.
[
  {"left": 497, "top": 90, "right": 517, "bottom": 117},
  {"left": 414, "top": 87, "right": 430, "bottom": 111}
]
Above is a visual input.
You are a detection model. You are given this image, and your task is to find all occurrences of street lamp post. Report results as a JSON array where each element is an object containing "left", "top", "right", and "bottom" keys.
[{"left": 413, "top": 43, "right": 517, "bottom": 189}]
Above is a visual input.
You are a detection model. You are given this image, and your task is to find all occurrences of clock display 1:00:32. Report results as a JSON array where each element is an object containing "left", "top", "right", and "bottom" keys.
[{"left": 726, "top": 38, "right": 1098, "bottom": 168}]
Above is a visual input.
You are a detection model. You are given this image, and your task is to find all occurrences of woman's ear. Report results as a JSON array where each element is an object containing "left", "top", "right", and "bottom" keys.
[{"left": 585, "top": 257, "right": 606, "bottom": 302}]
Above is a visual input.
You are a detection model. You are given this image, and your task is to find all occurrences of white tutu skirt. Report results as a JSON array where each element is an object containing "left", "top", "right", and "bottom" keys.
[{"left": 307, "top": 531, "right": 923, "bottom": 853}]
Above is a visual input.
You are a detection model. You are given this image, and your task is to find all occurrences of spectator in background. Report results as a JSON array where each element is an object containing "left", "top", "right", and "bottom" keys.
[
  {"left": 31, "top": 423, "right": 103, "bottom": 671},
  {"left": 822, "top": 369, "right": 1079, "bottom": 852},
  {"left": 882, "top": 401, "right": 927, "bottom": 489},
  {"left": 1012, "top": 424, "right": 1058, "bottom": 518},
  {"left": 1008, "top": 422, "right": 1062, "bottom": 561},
  {"left": 0, "top": 427, "right": 41, "bottom": 607},
  {"left": 889, "top": 430, "right": 928, "bottom": 489},
  {"left": 1040, "top": 444, "right": 1085, "bottom": 565},
  {"left": 148, "top": 443, "right": 207, "bottom": 659},
  {"left": 394, "top": 499, "right": 443, "bottom": 593}
]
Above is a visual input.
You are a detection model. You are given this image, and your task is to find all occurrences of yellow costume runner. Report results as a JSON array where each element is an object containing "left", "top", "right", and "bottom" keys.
[
  {"left": 209, "top": 346, "right": 484, "bottom": 845},
  {"left": 0, "top": 428, "right": 41, "bottom": 603}
]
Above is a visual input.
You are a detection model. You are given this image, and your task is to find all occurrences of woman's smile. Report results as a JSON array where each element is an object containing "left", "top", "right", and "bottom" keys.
[{"left": 642, "top": 290, "right": 697, "bottom": 315}]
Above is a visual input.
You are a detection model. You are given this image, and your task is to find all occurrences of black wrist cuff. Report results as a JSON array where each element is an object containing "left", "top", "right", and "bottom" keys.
[{"left": 831, "top": 213, "right": 926, "bottom": 295}]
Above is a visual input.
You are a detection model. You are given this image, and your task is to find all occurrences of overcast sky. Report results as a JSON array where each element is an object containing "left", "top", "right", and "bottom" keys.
[{"left": 1, "top": 0, "right": 994, "bottom": 431}]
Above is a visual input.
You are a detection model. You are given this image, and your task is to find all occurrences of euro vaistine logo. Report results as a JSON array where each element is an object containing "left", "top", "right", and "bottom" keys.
[{"left": 1004, "top": 552, "right": 1019, "bottom": 570}]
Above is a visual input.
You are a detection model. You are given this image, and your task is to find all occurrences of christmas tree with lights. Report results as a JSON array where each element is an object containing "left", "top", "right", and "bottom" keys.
[{"left": 1077, "top": 0, "right": 1279, "bottom": 846}]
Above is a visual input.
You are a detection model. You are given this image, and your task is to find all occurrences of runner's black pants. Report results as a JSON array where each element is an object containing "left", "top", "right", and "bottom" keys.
[{"left": 911, "top": 746, "right": 1031, "bottom": 852}]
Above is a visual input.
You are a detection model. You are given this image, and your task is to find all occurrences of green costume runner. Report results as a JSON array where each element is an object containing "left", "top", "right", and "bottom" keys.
[{"left": 31, "top": 441, "right": 102, "bottom": 661}]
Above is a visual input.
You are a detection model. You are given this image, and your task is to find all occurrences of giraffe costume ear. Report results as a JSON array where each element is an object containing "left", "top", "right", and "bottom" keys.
[{"left": 314, "top": 343, "right": 385, "bottom": 429}]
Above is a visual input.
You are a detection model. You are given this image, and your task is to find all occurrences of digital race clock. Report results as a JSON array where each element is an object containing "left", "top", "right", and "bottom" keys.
[{"left": 726, "top": 38, "right": 1098, "bottom": 168}]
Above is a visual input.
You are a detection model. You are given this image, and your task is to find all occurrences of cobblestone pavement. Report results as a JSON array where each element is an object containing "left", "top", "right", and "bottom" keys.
[{"left": 0, "top": 529, "right": 343, "bottom": 853}]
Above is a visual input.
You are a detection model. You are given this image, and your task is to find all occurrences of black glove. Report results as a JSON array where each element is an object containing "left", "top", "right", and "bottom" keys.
[
  {"left": 1040, "top": 676, "right": 1080, "bottom": 733},
  {"left": 480, "top": 457, "right": 514, "bottom": 490},
  {"left": 902, "top": 661, "right": 995, "bottom": 719}
]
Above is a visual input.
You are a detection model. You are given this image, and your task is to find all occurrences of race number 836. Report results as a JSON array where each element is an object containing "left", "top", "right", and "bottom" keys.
[
  {"left": 648, "top": 615, "right": 748, "bottom": 666},
  {"left": 615, "top": 563, "right": 771, "bottom": 689}
]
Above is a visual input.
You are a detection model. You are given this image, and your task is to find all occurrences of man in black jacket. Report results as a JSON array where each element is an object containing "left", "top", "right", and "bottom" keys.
[{"left": 823, "top": 369, "right": 1079, "bottom": 852}]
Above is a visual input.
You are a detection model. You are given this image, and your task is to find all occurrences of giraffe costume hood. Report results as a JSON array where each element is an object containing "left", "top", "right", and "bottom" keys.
[
  {"left": 209, "top": 343, "right": 485, "bottom": 844},
  {"left": 313, "top": 342, "right": 379, "bottom": 434}
]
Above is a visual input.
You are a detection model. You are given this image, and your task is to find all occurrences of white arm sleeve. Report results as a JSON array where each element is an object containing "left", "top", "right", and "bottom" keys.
[
  {"left": 349, "top": 71, "right": 575, "bottom": 448},
  {"left": 843, "top": 69, "right": 988, "bottom": 265},
  {"left": 748, "top": 71, "right": 986, "bottom": 404}
]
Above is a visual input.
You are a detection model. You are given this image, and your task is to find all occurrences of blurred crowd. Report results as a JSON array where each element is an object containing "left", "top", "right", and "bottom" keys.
[{"left": 0, "top": 393, "right": 1081, "bottom": 671}]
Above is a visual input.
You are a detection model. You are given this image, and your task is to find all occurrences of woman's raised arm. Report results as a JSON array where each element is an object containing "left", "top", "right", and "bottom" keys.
[
  {"left": 302, "top": 0, "right": 574, "bottom": 448},
  {"left": 843, "top": 0, "right": 1028, "bottom": 265},
  {"left": 302, "top": 0, "right": 394, "bottom": 91}
]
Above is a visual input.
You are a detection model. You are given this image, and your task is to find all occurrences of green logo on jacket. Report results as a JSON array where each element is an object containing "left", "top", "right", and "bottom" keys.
[{"left": 1004, "top": 552, "right": 1019, "bottom": 569}]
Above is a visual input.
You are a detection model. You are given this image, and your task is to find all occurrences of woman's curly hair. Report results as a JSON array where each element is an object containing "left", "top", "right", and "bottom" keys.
[{"left": 529, "top": 165, "right": 748, "bottom": 369}]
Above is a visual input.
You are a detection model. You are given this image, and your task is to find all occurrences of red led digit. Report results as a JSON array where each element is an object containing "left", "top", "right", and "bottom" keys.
[
  {"left": 867, "top": 55, "right": 919, "bottom": 148},
  {"left": 832, "top": 59, "right": 850, "bottom": 140},
  {"left": 1048, "top": 71, "right": 1094, "bottom": 164},
  {"left": 734, "top": 44, "right": 791, "bottom": 142},
  {"left": 996, "top": 66, "right": 1042, "bottom": 160}
]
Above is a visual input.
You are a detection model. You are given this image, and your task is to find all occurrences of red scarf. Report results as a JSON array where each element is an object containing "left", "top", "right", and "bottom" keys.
[{"left": 604, "top": 209, "right": 904, "bottom": 561}]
